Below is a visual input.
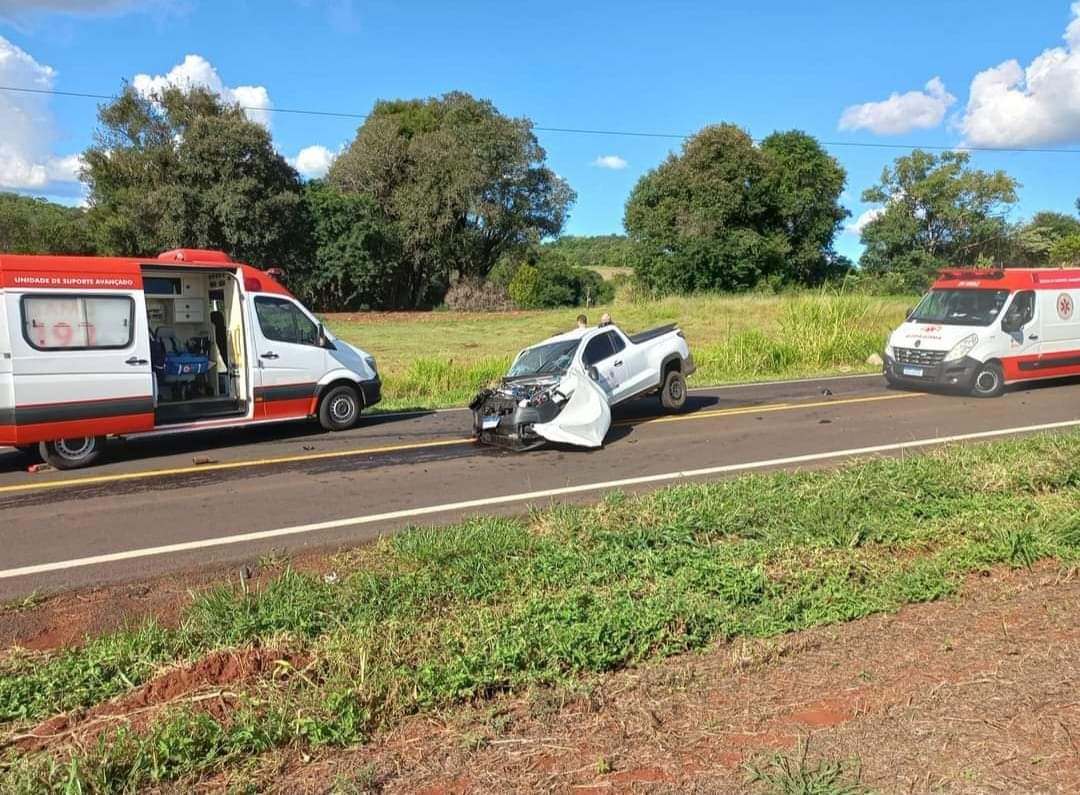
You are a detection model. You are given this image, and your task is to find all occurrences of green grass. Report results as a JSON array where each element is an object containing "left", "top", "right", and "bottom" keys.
[
  {"left": 324, "top": 290, "right": 911, "bottom": 410},
  {"left": 3, "top": 431, "right": 1079, "bottom": 792},
  {"left": 746, "top": 740, "right": 869, "bottom": 794}
]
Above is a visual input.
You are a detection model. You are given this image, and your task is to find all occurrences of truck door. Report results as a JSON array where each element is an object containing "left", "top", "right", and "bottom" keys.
[
  {"left": 249, "top": 294, "right": 327, "bottom": 419},
  {"left": 580, "top": 331, "right": 620, "bottom": 400},
  {"left": 7, "top": 290, "right": 155, "bottom": 444},
  {"left": 607, "top": 329, "right": 651, "bottom": 403}
]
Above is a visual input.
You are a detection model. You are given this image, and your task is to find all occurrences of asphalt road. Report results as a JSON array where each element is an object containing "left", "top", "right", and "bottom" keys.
[{"left": 1, "top": 373, "right": 1079, "bottom": 600}]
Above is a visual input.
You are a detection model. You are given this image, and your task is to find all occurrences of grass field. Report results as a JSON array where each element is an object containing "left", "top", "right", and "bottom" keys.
[
  {"left": 2, "top": 431, "right": 1078, "bottom": 792},
  {"left": 324, "top": 291, "right": 912, "bottom": 410}
]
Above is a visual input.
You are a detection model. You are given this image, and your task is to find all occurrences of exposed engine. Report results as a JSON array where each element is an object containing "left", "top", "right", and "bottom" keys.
[{"left": 469, "top": 378, "right": 569, "bottom": 450}]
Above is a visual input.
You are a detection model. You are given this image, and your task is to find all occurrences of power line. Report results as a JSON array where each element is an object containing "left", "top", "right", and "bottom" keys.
[{"left": 3, "top": 83, "right": 1080, "bottom": 155}]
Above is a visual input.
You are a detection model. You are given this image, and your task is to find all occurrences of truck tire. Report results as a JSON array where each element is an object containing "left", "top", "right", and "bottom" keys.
[
  {"left": 319, "top": 384, "right": 361, "bottom": 431},
  {"left": 39, "top": 436, "right": 105, "bottom": 469},
  {"left": 660, "top": 369, "right": 687, "bottom": 412},
  {"left": 970, "top": 362, "right": 1005, "bottom": 398}
]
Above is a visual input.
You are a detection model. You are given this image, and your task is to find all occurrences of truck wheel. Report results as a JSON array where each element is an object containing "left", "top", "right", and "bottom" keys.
[
  {"left": 660, "top": 370, "right": 687, "bottom": 411},
  {"left": 971, "top": 362, "right": 1005, "bottom": 398},
  {"left": 39, "top": 436, "right": 105, "bottom": 469},
  {"left": 319, "top": 385, "right": 361, "bottom": 431}
]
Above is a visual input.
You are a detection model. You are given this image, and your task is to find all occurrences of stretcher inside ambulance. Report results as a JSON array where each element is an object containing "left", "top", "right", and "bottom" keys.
[
  {"left": 883, "top": 268, "right": 1080, "bottom": 397},
  {"left": 0, "top": 249, "right": 380, "bottom": 469}
]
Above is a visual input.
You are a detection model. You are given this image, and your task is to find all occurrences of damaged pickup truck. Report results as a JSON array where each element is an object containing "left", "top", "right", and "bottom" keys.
[{"left": 470, "top": 323, "right": 695, "bottom": 450}]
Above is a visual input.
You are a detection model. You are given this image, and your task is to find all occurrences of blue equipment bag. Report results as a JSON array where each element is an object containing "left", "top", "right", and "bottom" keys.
[{"left": 163, "top": 352, "right": 210, "bottom": 377}]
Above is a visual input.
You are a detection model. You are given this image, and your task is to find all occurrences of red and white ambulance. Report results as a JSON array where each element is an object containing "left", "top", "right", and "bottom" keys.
[
  {"left": 0, "top": 249, "right": 380, "bottom": 468},
  {"left": 883, "top": 268, "right": 1080, "bottom": 397}
]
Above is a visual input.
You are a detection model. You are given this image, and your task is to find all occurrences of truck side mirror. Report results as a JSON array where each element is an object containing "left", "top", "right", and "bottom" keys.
[{"left": 587, "top": 365, "right": 600, "bottom": 382}]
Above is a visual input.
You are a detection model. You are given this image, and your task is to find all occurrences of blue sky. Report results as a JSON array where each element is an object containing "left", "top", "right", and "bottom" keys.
[{"left": 3, "top": 0, "right": 1080, "bottom": 262}]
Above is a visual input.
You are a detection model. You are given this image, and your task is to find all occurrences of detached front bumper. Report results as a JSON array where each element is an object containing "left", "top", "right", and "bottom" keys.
[{"left": 883, "top": 354, "right": 980, "bottom": 390}]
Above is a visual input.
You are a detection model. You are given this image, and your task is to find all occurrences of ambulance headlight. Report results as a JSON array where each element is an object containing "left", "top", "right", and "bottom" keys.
[
  {"left": 884, "top": 342, "right": 895, "bottom": 359},
  {"left": 943, "top": 334, "right": 978, "bottom": 362}
]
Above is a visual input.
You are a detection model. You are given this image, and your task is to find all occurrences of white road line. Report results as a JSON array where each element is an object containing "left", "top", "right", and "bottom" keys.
[{"left": 5, "top": 418, "right": 1077, "bottom": 581}]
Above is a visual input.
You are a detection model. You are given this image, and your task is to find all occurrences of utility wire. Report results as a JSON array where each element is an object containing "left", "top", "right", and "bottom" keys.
[{"left": 3, "top": 83, "right": 1080, "bottom": 155}]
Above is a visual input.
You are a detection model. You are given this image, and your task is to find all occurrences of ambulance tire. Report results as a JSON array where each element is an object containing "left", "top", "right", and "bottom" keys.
[
  {"left": 39, "top": 436, "right": 105, "bottom": 470},
  {"left": 318, "top": 385, "right": 361, "bottom": 431},
  {"left": 660, "top": 370, "right": 687, "bottom": 412},
  {"left": 971, "top": 362, "right": 1005, "bottom": 398}
]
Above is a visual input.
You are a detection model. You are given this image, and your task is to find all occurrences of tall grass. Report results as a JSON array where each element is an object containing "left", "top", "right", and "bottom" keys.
[
  {"left": 2, "top": 432, "right": 1079, "bottom": 792},
  {"left": 353, "top": 291, "right": 905, "bottom": 410}
]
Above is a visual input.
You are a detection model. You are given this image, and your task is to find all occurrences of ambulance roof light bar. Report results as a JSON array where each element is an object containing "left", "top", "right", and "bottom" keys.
[{"left": 938, "top": 269, "right": 1005, "bottom": 281}]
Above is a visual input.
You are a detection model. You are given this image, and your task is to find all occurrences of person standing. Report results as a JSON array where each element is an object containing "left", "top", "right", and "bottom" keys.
[
  {"left": 576, "top": 314, "right": 589, "bottom": 328},
  {"left": 599, "top": 312, "right": 613, "bottom": 327}
]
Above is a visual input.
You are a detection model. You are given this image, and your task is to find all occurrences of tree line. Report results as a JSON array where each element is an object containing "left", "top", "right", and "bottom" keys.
[{"left": 2, "top": 85, "right": 1079, "bottom": 309}]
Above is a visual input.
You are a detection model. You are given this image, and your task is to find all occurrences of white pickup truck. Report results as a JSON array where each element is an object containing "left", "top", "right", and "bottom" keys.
[{"left": 470, "top": 323, "right": 695, "bottom": 450}]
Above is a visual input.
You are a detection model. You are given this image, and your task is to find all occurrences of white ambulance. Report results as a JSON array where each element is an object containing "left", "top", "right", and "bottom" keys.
[
  {"left": 884, "top": 268, "right": 1080, "bottom": 397},
  {"left": 0, "top": 249, "right": 380, "bottom": 468}
]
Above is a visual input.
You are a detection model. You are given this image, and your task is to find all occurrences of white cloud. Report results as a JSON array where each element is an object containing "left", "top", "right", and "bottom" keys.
[
  {"left": 839, "top": 77, "right": 956, "bottom": 135},
  {"left": 959, "top": 3, "right": 1080, "bottom": 147},
  {"left": 290, "top": 145, "right": 337, "bottom": 179},
  {"left": 844, "top": 207, "right": 885, "bottom": 237},
  {"left": 0, "top": 35, "right": 82, "bottom": 190},
  {"left": 133, "top": 54, "right": 272, "bottom": 127},
  {"left": 593, "top": 154, "right": 628, "bottom": 170}
]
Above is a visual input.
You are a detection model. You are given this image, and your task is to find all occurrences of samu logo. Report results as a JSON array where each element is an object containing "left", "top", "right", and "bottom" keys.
[{"left": 1058, "top": 293, "right": 1074, "bottom": 321}]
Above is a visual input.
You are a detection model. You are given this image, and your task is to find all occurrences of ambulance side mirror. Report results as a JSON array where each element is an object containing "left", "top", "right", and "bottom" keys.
[
  {"left": 318, "top": 324, "right": 335, "bottom": 350},
  {"left": 587, "top": 366, "right": 600, "bottom": 382}
]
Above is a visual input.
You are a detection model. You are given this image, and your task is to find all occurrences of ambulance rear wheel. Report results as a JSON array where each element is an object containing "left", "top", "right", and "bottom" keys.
[
  {"left": 39, "top": 436, "right": 105, "bottom": 470},
  {"left": 660, "top": 370, "right": 687, "bottom": 412},
  {"left": 971, "top": 362, "right": 1005, "bottom": 398},
  {"left": 319, "top": 385, "right": 361, "bottom": 431}
]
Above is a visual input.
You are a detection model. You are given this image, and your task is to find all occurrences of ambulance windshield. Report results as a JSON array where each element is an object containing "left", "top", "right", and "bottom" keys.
[{"left": 909, "top": 288, "right": 1010, "bottom": 327}]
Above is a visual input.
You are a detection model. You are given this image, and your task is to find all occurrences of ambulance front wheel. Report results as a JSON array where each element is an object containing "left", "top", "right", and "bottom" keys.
[
  {"left": 318, "top": 385, "right": 361, "bottom": 431},
  {"left": 39, "top": 436, "right": 105, "bottom": 470},
  {"left": 971, "top": 362, "right": 1005, "bottom": 398}
]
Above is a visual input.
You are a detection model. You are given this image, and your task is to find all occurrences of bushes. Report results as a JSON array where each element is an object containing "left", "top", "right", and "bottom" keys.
[
  {"left": 507, "top": 261, "right": 613, "bottom": 309},
  {"left": 444, "top": 278, "right": 513, "bottom": 311}
]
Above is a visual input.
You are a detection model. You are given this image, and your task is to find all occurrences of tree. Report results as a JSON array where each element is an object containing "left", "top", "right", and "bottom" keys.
[
  {"left": 624, "top": 124, "right": 848, "bottom": 293},
  {"left": 1009, "top": 211, "right": 1080, "bottom": 267},
  {"left": 328, "top": 92, "right": 575, "bottom": 307},
  {"left": 858, "top": 150, "right": 1018, "bottom": 287},
  {"left": 0, "top": 193, "right": 96, "bottom": 254},
  {"left": 82, "top": 85, "right": 307, "bottom": 267},
  {"left": 758, "top": 131, "right": 850, "bottom": 284},
  {"left": 1050, "top": 233, "right": 1080, "bottom": 266},
  {"left": 296, "top": 181, "right": 403, "bottom": 311}
]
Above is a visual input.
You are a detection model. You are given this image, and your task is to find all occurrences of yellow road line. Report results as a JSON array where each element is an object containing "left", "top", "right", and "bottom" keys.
[
  {"left": 0, "top": 392, "right": 925, "bottom": 496},
  {"left": 614, "top": 391, "right": 924, "bottom": 427},
  {"left": 0, "top": 437, "right": 473, "bottom": 496}
]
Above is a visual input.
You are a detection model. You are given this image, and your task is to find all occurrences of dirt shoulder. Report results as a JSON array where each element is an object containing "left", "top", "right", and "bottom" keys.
[{"left": 263, "top": 563, "right": 1080, "bottom": 795}]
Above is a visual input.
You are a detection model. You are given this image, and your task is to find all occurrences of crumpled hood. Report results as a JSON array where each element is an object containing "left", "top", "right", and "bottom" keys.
[{"left": 889, "top": 322, "right": 979, "bottom": 353}]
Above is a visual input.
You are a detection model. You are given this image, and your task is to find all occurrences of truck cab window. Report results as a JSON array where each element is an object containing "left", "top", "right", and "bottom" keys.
[
  {"left": 254, "top": 296, "right": 318, "bottom": 346},
  {"left": 582, "top": 333, "right": 616, "bottom": 366},
  {"left": 606, "top": 331, "right": 626, "bottom": 355}
]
